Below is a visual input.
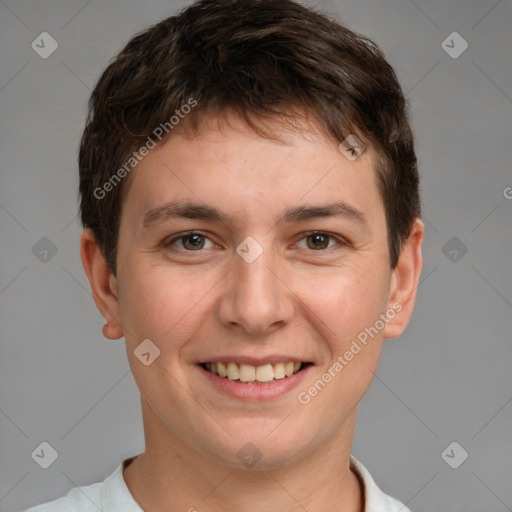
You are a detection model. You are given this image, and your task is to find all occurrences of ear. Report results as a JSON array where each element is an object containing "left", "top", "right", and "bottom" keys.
[
  {"left": 383, "top": 218, "right": 424, "bottom": 339},
  {"left": 80, "top": 228, "right": 123, "bottom": 340}
]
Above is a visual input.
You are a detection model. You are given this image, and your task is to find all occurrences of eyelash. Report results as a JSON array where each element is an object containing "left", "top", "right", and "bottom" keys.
[{"left": 164, "top": 230, "right": 346, "bottom": 252}]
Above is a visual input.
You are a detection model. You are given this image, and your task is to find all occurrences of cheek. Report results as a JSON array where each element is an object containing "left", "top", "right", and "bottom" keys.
[
  {"left": 117, "top": 263, "right": 214, "bottom": 347},
  {"left": 116, "top": 265, "right": 213, "bottom": 403},
  {"left": 294, "top": 269, "right": 387, "bottom": 418},
  {"left": 293, "top": 263, "right": 390, "bottom": 347}
]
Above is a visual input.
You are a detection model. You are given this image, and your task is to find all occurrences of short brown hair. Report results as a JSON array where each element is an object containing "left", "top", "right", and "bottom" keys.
[{"left": 79, "top": 0, "right": 421, "bottom": 275}]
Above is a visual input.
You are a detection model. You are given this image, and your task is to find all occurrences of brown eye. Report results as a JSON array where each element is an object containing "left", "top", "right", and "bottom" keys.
[
  {"left": 182, "top": 233, "right": 205, "bottom": 250},
  {"left": 306, "top": 233, "right": 330, "bottom": 250},
  {"left": 166, "top": 231, "right": 214, "bottom": 251}
]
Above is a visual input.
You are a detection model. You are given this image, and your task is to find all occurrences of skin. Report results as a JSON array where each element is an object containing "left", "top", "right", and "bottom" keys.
[{"left": 81, "top": 111, "right": 424, "bottom": 512}]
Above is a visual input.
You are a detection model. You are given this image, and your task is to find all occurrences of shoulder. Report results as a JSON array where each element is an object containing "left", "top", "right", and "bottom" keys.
[
  {"left": 350, "top": 455, "right": 411, "bottom": 512},
  {"left": 23, "top": 457, "right": 139, "bottom": 512},
  {"left": 23, "top": 480, "right": 102, "bottom": 512}
]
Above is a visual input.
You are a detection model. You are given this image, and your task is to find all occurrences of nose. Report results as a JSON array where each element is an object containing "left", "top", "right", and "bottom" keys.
[{"left": 217, "top": 245, "right": 295, "bottom": 336}]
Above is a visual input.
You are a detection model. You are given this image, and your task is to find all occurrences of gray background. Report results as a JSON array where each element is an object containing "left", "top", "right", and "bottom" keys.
[{"left": 1, "top": 0, "right": 511, "bottom": 511}]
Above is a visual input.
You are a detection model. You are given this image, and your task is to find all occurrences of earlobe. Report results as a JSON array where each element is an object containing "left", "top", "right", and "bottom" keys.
[
  {"left": 80, "top": 229, "right": 123, "bottom": 340},
  {"left": 102, "top": 320, "right": 122, "bottom": 340},
  {"left": 383, "top": 218, "right": 424, "bottom": 340}
]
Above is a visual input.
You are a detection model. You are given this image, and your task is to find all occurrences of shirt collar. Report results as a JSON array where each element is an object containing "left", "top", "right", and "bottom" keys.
[
  {"left": 101, "top": 456, "right": 143, "bottom": 512},
  {"left": 350, "top": 455, "right": 411, "bottom": 512}
]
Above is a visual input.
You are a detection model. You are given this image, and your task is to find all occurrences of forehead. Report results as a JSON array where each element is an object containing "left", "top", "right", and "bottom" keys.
[{"left": 120, "top": 111, "right": 384, "bottom": 228}]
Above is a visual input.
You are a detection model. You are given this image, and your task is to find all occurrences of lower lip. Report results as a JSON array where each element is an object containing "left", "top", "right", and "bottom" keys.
[{"left": 198, "top": 364, "right": 313, "bottom": 401}]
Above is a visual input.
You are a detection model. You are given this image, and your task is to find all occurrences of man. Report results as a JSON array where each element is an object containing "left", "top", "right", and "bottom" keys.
[{"left": 26, "top": 0, "right": 423, "bottom": 510}]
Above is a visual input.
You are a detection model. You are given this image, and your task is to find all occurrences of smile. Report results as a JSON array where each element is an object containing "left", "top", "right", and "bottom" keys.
[{"left": 201, "top": 362, "right": 310, "bottom": 383}]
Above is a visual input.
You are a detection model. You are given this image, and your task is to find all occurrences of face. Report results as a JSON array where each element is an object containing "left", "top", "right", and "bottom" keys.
[{"left": 86, "top": 113, "right": 421, "bottom": 470}]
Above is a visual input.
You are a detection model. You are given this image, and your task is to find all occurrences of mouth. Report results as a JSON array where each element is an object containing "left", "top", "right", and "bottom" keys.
[{"left": 200, "top": 361, "right": 312, "bottom": 384}]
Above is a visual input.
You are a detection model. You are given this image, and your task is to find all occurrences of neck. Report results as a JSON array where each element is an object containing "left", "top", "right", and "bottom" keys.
[{"left": 123, "top": 399, "right": 364, "bottom": 512}]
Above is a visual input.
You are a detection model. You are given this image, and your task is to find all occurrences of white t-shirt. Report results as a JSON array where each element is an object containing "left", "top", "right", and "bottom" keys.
[{"left": 24, "top": 455, "right": 410, "bottom": 512}]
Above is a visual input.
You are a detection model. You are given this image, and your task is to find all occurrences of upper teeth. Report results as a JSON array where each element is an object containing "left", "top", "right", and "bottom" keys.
[{"left": 205, "top": 362, "right": 302, "bottom": 382}]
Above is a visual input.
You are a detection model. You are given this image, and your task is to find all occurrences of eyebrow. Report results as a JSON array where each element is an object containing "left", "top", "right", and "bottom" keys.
[
  {"left": 282, "top": 202, "right": 366, "bottom": 224},
  {"left": 143, "top": 201, "right": 229, "bottom": 227},
  {"left": 142, "top": 200, "right": 367, "bottom": 228}
]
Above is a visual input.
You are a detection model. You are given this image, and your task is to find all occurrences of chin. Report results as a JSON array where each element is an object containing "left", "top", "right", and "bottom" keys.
[{"left": 196, "top": 421, "right": 316, "bottom": 471}]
